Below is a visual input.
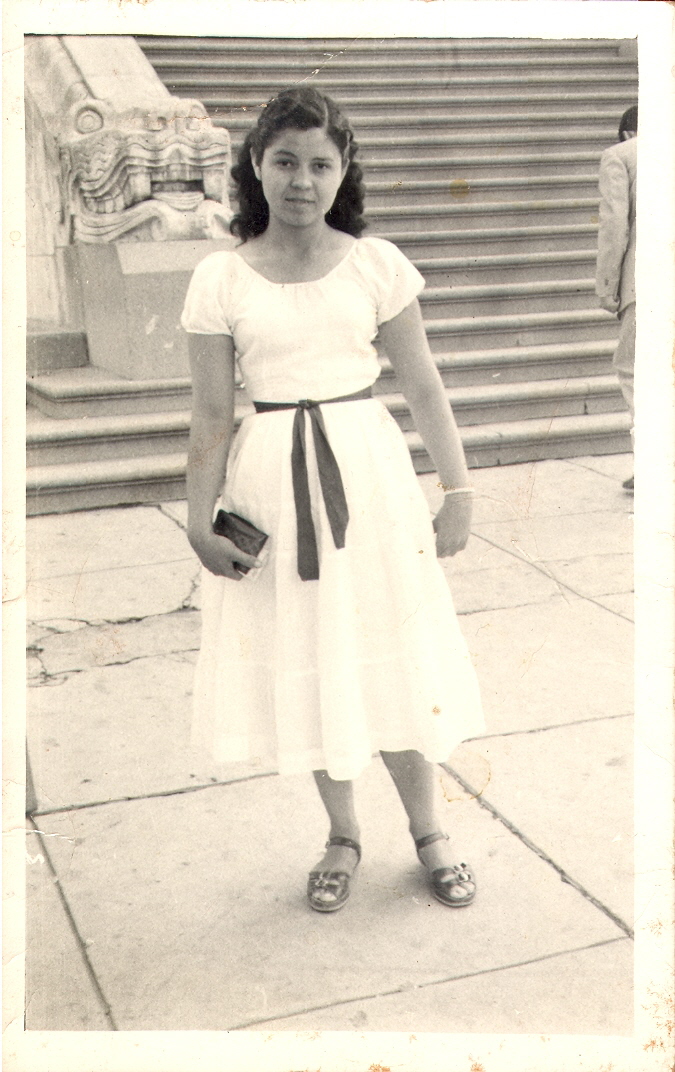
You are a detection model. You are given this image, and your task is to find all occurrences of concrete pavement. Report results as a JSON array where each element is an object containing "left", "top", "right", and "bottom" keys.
[{"left": 25, "top": 454, "right": 634, "bottom": 1033}]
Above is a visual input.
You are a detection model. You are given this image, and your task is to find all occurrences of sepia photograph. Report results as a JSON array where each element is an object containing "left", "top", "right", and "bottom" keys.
[{"left": 4, "top": 2, "right": 674, "bottom": 1071}]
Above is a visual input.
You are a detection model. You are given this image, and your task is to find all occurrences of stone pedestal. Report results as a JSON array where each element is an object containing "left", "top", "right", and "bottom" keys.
[
  {"left": 77, "top": 238, "right": 235, "bottom": 380},
  {"left": 25, "top": 36, "right": 233, "bottom": 377}
]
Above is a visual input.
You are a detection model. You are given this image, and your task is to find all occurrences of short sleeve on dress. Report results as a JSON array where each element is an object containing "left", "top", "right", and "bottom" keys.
[
  {"left": 357, "top": 237, "right": 425, "bottom": 325},
  {"left": 181, "top": 252, "right": 234, "bottom": 335}
]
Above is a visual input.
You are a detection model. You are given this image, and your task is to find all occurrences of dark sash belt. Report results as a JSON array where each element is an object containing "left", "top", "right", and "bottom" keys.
[{"left": 253, "top": 386, "right": 373, "bottom": 581}]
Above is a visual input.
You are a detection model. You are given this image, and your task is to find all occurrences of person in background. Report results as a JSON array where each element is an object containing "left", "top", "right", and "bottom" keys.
[{"left": 595, "top": 104, "right": 637, "bottom": 492}]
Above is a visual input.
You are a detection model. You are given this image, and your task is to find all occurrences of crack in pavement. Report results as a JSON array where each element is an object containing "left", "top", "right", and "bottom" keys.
[
  {"left": 440, "top": 762, "right": 634, "bottom": 939},
  {"left": 29, "top": 614, "right": 147, "bottom": 633},
  {"left": 27, "top": 644, "right": 200, "bottom": 686},
  {"left": 464, "top": 531, "right": 634, "bottom": 624},
  {"left": 29, "top": 769, "right": 278, "bottom": 817},
  {"left": 156, "top": 503, "right": 188, "bottom": 533},
  {"left": 27, "top": 606, "right": 202, "bottom": 682},
  {"left": 29, "top": 607, "right": 199, "bottom": 636},
  {"left": 464, "top": 710, "right": 633, "bottom": 742},
  {"left": 27, "top": 619, "right": 91, "bottom": 643},
  {"left": 566, "top": 458, "right": 635, "bottom": 488},
  {"left": 27, "top": 818, "right": 118, "bottom": 1031},
  {"left": 26, "top": 649, "right": 51, "bottom": 686},
  {"left": 29, "top": 555, "right": 195, "bottom": 582},
  {"left": 224, "top": 935, "right": 631, "bottom": 1032},
  {"left": 179, "top": 568, "right": 201, "bottom": 611}
]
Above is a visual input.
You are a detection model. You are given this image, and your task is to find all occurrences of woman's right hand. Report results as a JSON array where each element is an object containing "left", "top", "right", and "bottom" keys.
[{"left": 188, "top": 529, "right": 261, "bottom": 580}]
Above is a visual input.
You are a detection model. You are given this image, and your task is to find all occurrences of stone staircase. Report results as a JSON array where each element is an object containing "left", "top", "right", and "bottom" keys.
[{"left": 27, "top": 36, "right": 636, "bottom": 514}]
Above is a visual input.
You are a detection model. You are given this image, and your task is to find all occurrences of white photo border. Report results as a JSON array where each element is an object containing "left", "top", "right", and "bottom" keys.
[{"left": 3, "top": 3, "right": 673, "bottom": 1071}]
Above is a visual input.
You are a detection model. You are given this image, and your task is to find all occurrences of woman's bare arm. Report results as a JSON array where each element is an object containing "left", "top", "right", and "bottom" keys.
[
  {"left": 186, "top": 333, "right": 258, "bottom": 579},
  {"left": 378, "top": 299, "right": 472, "bottom": 556}
]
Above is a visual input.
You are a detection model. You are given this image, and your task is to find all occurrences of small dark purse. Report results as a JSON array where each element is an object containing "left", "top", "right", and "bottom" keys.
[{"left": 213, "top": 510, "right": 269, "bottom": 574}]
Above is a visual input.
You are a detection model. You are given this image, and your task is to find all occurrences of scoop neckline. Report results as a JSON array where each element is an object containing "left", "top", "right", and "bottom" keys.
[{"left": 232, "top": 238, "right": 360, "bottom": 286}]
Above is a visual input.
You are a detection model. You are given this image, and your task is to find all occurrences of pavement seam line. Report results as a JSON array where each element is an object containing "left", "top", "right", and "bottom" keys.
[
  {"left": 440, "top": 762, "right": 634, "bottom": 939},
  {"left": 474, "top": 503, "right": 632, "bottom": 523},
  {"left": 465, "top": 710, "right": 632, "bottom": 741},
  {"left": 567, "top": 458, "right": 634, "bottom": 486},
  {"left": 29, "top": 769, "right": 279, "bottom": 817},
  {"left": 26, "top": 711, "right": 633, "bottom": 814},
  {"left": 31, "top": 555, "right": 195, "bottom": 582},
  {"left": 224, "top": 935, "right": 631, "bottom": 1031},
  {"left": 469, "top": 531, "right": 634, "bottom": 624},
  {"left": 27, "top": 819, "right": 118, "bottom": 1031}
]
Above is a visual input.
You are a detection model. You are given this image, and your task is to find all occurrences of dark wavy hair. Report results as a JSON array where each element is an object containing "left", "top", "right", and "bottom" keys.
[
  {"left": 230, "top": 87, "right": 366, "bottom": 242},
  {"left": 618, "top": 105, "right": 638, "bottom": 141}
]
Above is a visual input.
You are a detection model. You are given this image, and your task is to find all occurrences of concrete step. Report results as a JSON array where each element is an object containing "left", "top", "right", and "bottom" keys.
[
  {"left": 27, "top": 337, "right": 619, "bottom": 427},
  {"left": 380, "top": 339, "right": 618, "bottom": 388},
  {"left": 358, "top": 131, "right": 615, "bottom": 160},
  {"left": 27, "top": 453, "right": 190, "bottom": 516},
  {"left": 225, "top": 152, "right": 606, "bottom": 184},
  {"left": 138, "top": 36, "right": 627, "bottom": 61},
  {"left": 27, "top": 407, "right": 193, "bottom": 467},
  {"left": 28, "top": 374, "right": 625, "bottom": 467},
  {"left": 26, "top": 407, "right": 632, "bottom": 514},
  {"left": 150, "top": 55, "right": 638, "bottom": 79},
  {"left": 222, "top": 110, "right": 620, "bottom": 138},
  {"left": 408, "top": 411, "right": 632, "bottom": 472},
  {"left": 415, "top": 250, "right": 598, "bottom": 286},
  {"left": 27, "top": 367, "right": 193, "bottom": 419},
  {"left": 363, "top": 152, "right": 604, "bottom": 180},
  {"left": 197, "top": 91, "right": 633, "bottom": 119},
  {"left": 224, "top": 123, "right": 616, "bottom": 158},
  {"left": 182, "top": 72, "right": 638, "bottom": 100},
  {"left": 367, "top": 198, "right": 599, "bottom": 233},
  {"left": 422, "top": 308, "right": 618, "bottom": 352},
  {"left": 387, "top": 223, "right": 599, "bottom": 257},
  {"left": 419, "top": 279, "right": 599, "bottom": 318},
  {"left": 366, "top": 174, "right": 601, "bottom": 206},
  {"left": 384, "top": 375, "right": 625, "bottom": 431}
]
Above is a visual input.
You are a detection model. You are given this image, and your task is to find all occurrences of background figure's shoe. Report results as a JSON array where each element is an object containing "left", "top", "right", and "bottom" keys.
[
  {"left": 307, "top": 836, "right": 361, "bottom": 913},
  {"left": 415, "top": 832, "right": 476, "bottom": 907},
  {"left": 622, "top": 475, "right": 634, "bottom": 491}
]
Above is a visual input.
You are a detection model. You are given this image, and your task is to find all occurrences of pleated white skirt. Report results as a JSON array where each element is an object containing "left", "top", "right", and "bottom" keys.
[{"left": 192, "top": 397, "right": 484, "bottom": 781}]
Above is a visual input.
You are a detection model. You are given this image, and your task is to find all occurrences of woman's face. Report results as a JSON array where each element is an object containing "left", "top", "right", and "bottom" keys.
[{"left": 252, "top": 126, "right": 347, "bottom": 231}]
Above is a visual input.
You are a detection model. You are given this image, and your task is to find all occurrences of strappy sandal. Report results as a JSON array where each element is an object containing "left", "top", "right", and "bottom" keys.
[
  {"left": 307, "top": 836, "right": 361, "bottom": 913},
  {"left": 415, "top": 832, "right": 476, "bottom": 908}
]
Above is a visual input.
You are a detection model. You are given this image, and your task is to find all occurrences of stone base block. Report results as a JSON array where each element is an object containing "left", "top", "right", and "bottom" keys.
[
  {"left": 77, "top": 237, "right": 235, "bottom": 380},
  {"left": 26, "top": 329, "right": 89, "bottom": 374}
]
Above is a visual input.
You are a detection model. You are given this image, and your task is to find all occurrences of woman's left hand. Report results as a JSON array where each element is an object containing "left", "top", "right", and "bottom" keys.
[{"left": 433, "top": 494, "right": 473, "bottom": 557}]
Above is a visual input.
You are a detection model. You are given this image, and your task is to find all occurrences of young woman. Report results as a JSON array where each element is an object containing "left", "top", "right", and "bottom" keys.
[{"left": 182, "top": 87, "right": 484, "bottom": 913}]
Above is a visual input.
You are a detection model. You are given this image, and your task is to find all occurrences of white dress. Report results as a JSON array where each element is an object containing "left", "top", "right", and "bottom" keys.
[{"left": 182, "top": 236, "right": 484, "bottom": 781}]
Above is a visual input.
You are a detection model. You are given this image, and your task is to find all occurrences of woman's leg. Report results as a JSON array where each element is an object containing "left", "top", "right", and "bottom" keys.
[
  {"left": 311, "top": 769, "right": 361, "bottom": 874},
  {"left": 379, "top": 749, "right": 466, "bottom": 874}
]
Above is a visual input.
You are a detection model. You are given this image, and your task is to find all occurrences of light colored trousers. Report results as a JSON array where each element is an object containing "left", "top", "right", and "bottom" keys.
[{"left": 614, "top": 303, "right": 635, "bottom": 440}]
